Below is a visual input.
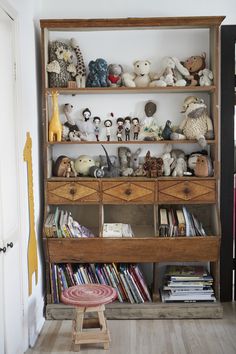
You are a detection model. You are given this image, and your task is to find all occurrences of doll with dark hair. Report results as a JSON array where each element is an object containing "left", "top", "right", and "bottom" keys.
[
  {"left": 132, "top": 117, "right": 140, "bottom": 140},
  {"left": 124, "top": 116, "right": 131, "bottom": 141},
  {"left": 104, "top": 119, "right": 112, "bottom": 141},
  {"left": 93, "top": 116, "right": 101, "bottom": 141},
  {"left": 116, "top": 117, "right": 124, "bottom": 141}
]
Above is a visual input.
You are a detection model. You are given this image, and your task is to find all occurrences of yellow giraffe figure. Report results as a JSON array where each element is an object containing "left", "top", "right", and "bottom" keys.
[
  {"left": 48, "top": 90, "right": 62, "bottom": 142},
  {"left": 23, "top": 132, "right": 38, "bottom": 295}
]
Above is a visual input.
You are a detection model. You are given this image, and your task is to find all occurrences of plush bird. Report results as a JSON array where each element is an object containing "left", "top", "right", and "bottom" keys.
[{"left": 162, "top": 120, "right": 173, "bottom": 140}]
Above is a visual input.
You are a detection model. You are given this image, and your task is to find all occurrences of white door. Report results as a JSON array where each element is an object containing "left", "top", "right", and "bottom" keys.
[{"left": 0, "top": 7, "right": 24, "bottom": 354}]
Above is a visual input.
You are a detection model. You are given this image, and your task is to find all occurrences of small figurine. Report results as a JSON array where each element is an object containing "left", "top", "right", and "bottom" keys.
[
  {"left": 139, "top": 101, "right": 162, "bottom": 141},
  {"left": 93, "top": 116, "right": 101, "bottom": 141},
  {"left": 77, "top": 108, "right": 96, "bottom": 141},
  {"left": 116, "top": 117, "right": 124, "bottom": 141},
  {"left": 104, "top": 119, "right": 112, "bottom": 141},
  {"left": 53, "top": 155, "right": 76, "bottom": 177},
  {"left": 162, "top": 120, "right": 173, "bottom": 140},
  {"left": 124, "top": 116, "right": 131, "bottom": 141},
  {"left": 132, "top": 117, "right": 140, "bottom": 140},
  {"left": 83, "top": 108, "right": 91, "bottom": 121}
]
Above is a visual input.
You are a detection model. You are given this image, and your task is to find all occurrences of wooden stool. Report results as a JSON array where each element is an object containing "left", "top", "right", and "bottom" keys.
[{"left": 61, "top": 284, "right": 117, "bottom": 351}]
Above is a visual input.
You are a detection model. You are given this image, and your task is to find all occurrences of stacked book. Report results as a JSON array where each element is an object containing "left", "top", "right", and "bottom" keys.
[
  {"left": 159, "top": 206, "right": 206, "bottom": 237},
  {"left": 160, "top": 265, "right": 216, "bottom": 303},
  {"left": 50, "top": 263, "right": 152, "bottom": 304},
  {"left": 44, "top": 207, "right": 94, "bottom": 238},
  {"left": 102, "top": 223, "right": 134, "bottom": 237}
]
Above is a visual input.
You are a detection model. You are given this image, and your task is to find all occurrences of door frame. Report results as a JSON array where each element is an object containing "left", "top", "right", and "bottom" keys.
[
  {"left": 0, "top": 0, "right": 28, "bottom": 351},
  {"left": 220, "top": 25, "right": 236, "bottom": 301}
]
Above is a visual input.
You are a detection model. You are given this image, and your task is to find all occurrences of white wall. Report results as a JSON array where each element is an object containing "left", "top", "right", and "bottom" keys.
[
  {"left": 0, "top": 0, "right": 44, "bottom": 351},
  {"left": 40, "top": 0, "right": 236, "bottom": 24}
]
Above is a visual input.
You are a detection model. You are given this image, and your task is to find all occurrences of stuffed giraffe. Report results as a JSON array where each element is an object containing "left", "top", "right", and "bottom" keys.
[{"left": 48, "top": 90, "right": 62, "bottom": 142}]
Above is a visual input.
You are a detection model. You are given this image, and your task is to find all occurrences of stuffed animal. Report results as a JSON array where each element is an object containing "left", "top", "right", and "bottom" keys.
[
  {"left": 86, "top": 58, "right": 108, "bottom": 87},
  {"left": 101, "top": 145, "right": 120, "bottom": 177},
  {"left": 62, "top": 103, "right": 80, "bottom": 141},
  {"left": 194, "top": 155, "right": 213, "bottom": 177},
  {"left": 122, "top": 60, "right": 152, "bottom": 88},
  {"left": 74, "top": 155, "right": 96, "bottom": 176},
  {"left": 172, "top": 157, "right": 187, "bottom": 177},
  {"left": 143, "top": 151, "right": 163, "bottom": 178},
  {"left": 198, "top": 68, "right": 214, "bottom": 86},
  {"left": 53, "top": 156, "right": 77, "bottom": 177},
  {"left": 107, "top": 64, "right": 123, "bottom": 87},
  {"left": 150, "top": 57, "right": 190, "bottom": 87},
  {"left": 47, "top": 41, "right": 75, "bottom": 87},
  {"left": 187, "top": 150, "right": 208, "bottom": 175},
  {"left": 70, "top": 38, "right": 86, "bottom": 88},
  {"left": 118, "top": 147, "right": 131, "bottom": 176},
  {"left": 130, "top": 148, "right": 142, "bottom": 172},
  {"left": 182, "top": 53, "right": 206, "bottom": 86},
  {"left": 162, "top": 120, "right": 173, "bottom": 140},
  {"left": 170, "top": 96, "right": 214, "bottom": 147}
]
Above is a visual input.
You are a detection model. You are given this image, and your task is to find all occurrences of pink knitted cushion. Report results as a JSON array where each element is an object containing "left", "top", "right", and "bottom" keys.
[{"left": 61, "top": 284, "right": 117, "bottom": 307}]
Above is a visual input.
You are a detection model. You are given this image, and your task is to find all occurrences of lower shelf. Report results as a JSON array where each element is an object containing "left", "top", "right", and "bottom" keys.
[{"left": 46, "top": 301, "right": 223, "bottom": 320}]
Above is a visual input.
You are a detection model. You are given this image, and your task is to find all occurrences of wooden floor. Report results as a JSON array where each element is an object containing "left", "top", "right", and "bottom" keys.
[{"left": 26, "top": 302, "right": 236, "bottom": 354}]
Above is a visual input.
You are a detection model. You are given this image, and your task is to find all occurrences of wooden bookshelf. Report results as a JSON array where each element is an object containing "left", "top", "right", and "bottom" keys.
[{"left": 41, "top": 16, "right": 224, "bottom": 319}]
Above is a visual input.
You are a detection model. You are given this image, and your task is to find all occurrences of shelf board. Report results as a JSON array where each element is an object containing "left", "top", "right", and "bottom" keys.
[
  {"left": 45, "top": 86, "right": 216, "bottom": 95},
  {"left": 47, "top": 139, "right": 216, "bottom": 145},
  {"left": 45, "top": 236, "right": 221, "bottom": 263},
  {"left": 46, "top": 301, "right": 223, "bottom": 320},
  {"left": 47, "top": 176, "right": 216, "bottom": 182},
  {"left": 40, "top": 16, "right": 225, "bottom": 30}
]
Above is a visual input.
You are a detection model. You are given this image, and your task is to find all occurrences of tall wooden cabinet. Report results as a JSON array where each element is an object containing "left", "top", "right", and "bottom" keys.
[{"left": 40, "top": 16, "right": 224, "bottom": 319}]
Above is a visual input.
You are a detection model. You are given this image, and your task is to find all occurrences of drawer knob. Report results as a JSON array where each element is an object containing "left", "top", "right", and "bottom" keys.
[
  {"left": 125, "top": 188, "right": 132, "bottom": 196},
  {"left": 183, "top": 187, "right": 190, "bottom": 195},
  {"left": 69, "top": 188, "right": 76, "bottom": 195}
]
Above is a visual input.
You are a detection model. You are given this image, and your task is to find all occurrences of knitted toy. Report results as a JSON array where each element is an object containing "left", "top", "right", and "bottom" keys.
[
  {"left": 182, "top": 53, "right": 206, "bottom": 86},
  {"left": 150, "top": 57, "right": 190, "bottom": 87},
  {"left": 107, "top": 64, "right": 123, "bottom": 87},
  {"left": 47, "top": 41, "right": 75, "bottom": 87},
  {"left": 170, "top": 96, "right": 214, "bottom": 147},
  {"left": 122, "top": 60, "right": 152, "bottom": 88},
  {"left": 86, "top": 58, "right": 108, "bottom": 87},
  {"left": 198, "top": 68, "right": 214, "bottom": 86},
  {"left": 70, "top": 38, "right": 86, "bottom": 88}
]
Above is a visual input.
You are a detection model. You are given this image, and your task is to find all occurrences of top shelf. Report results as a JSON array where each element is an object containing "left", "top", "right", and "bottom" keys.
[
  {"left": 45, "top": 86, "right": 216, "bottom": 95},
  {"left": 40, "top": 16, "right": 225, "bottom": 30}
]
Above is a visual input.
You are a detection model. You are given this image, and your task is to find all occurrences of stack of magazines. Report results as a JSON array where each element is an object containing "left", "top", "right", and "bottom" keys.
[
  {"left": 44, "top": 207, "right": 94, "bottom": 238},
  {"left": 102, "top": 223, "right": 134, "bottom": 237},
  {"left": 50, "top": 263, "right": 151, "bottom": 304},
  {"left": 160, "top": 265, "right": 216, "bottom": 303}
]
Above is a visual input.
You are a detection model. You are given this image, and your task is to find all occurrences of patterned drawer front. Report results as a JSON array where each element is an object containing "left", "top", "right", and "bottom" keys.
[
  {"left": 47, "top": 181, "right": 100, "bottom": 204},
  {"left": 102, "top": 181, "right": 155, "bottom": 203},
  {"left": 158, "top": 179, "right": 216, "bottom": 203}
]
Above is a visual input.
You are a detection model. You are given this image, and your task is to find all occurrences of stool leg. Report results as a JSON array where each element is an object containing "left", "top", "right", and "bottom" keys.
[
  {"left": 97, "top": 306, "right": 110, "bottom": 350},
  {"left": 73, "top": 307, "right": 85, "bottom": 351}
]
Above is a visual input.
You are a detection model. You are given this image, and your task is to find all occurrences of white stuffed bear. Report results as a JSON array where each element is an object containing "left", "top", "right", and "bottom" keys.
[
  {"left": 122, "top": 60, "right": 152, "bottom": 87},
  {"left": 198, "top": 68, "right": 214, "bottom": 86},
  {"left": 150, "top": 57, "right": 190, "bottom": 87}
]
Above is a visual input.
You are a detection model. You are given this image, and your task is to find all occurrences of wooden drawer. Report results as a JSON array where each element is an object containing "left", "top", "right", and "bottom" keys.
[
  {"left": 158, "top": 179, "right": 216, "bottom": 203},
  {"left": 47, "top": 181, "right": 100, "bottom": 204},
  {"left": 102, "top": 181, "right": 155, "bottom": 204}
]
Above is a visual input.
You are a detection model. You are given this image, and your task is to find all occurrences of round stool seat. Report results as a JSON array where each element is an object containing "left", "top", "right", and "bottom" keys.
[{"left": 61, "top": 284, "right": 117, "bottom": 307}]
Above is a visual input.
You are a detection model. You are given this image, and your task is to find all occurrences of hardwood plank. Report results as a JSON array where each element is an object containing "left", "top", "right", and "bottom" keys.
[
  {"left": 40, "top": 16, "right": 225, "bottom": 30},
  {"left": 28, "top": 303, "right": 236, "bottom": 354},
  {"left": 46, "top": 236, "right": 220, "bottom": 263}
]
